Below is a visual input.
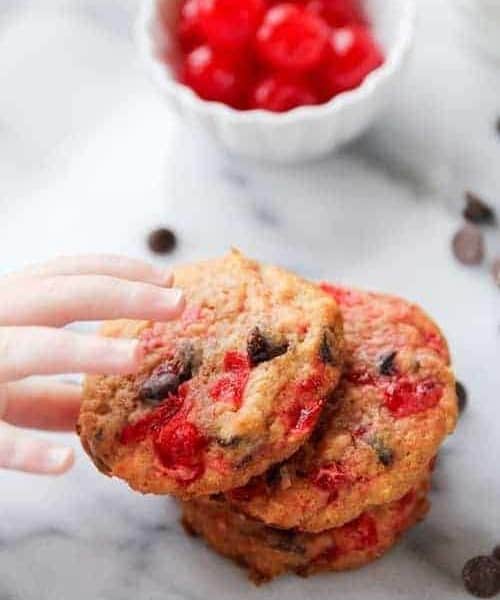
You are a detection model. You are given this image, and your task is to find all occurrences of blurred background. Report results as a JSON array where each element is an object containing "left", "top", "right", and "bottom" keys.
[{"left": 0, "top": 1, "right": 500, "bottom": 599}]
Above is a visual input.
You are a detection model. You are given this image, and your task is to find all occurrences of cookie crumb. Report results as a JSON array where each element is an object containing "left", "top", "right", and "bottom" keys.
[{"left": 148, "top": 228, "right": 177, "bottom": 254}]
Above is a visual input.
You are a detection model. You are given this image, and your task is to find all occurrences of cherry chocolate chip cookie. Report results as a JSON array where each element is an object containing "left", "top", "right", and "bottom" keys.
[
  {"left": 182, "top": 477, "right": 430, "bottom": 583},
  {"left": 226, "top": 285, "right": 457, "bottom": 531},
  {"left": 77, "top": 251, "right": 343, "bottom": 497}
]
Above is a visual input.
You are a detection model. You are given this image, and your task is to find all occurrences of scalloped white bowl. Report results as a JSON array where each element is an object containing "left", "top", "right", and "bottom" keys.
[{"left": 137, "top": 0, "right": 416, "bottom": 163}]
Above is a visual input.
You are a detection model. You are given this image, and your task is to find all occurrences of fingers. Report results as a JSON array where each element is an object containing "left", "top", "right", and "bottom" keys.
[
  {"left": 0, "top": 421, "right": 74, "bottom": 475},
  {"left": 0, "top": 275, "right": 185, "bottom": 327},
  {"left": 6, "top": 254, "right": 173, "bottom": 287},
  {"left": 0, "top": 327, "right": 144, "bottom": 383},
  {"left": 1, "top": 379, "right": 81, "bottom": 431}
]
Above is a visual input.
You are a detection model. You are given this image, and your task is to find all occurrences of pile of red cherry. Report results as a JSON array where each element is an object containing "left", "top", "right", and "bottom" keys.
[{"left": 160, "top": 0, "right": 384, "bottom": 112}]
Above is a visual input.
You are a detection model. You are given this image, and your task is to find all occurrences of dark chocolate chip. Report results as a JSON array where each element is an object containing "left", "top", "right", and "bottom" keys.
[
  {"left": 247, "top": 327, "right": 288, "bottom": 367},
  {"left": 491, "top": 259, "right": 500, "bottom": 287},
  {"left": 464, "top": 192, "right": 496, "bottom": 225},
  {"left": 452, "top": 224, "right": 485, "bottom": 266},
  {"left": 215, "top": 436, "right": 242, "bottom": 448},
  {"left": 319, "top": 331, "right": 336, "bottom": 365},
  {"left": 456, "top": 380, "right": 467, "bottom": 414},
  {"left": 265, "top": 464, "right": 283, "bottom": 487},
  {"left": 377, "top": 446, "right": 394, "bottom": 466},
  {"left": 462, "top": 556, "right": 500, "bottom": 598},
  {"left": 492, "top": 546, "right": 500, "bottom": 563},
  {"left": 369, "top": 437, "right": 395, "bottom": 467},
  {"left": 378, "top": 351, "right": 398, "bottom": 376},
  {"left": 140, "top": 343, "right": 198, "bottom": 404},
  {"left": 147, "top": 227, "right": 177, "bottom": 254},
  {"left": 267, "top": 530, "right": 306, "bottom": 555},
  {"left": 140, "top": 368, "right": 180, "bottom": 404},
  {"left": 496, "top": 117, "right": 500, "bottom": 135}
]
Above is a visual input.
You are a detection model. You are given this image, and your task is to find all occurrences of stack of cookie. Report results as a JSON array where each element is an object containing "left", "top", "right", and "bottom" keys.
[{"left": 78, "top": 251, "right": 458, "bottom": 583}]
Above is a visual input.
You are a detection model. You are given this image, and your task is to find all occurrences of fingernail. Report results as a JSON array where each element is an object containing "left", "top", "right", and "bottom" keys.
[
  {"left": 43, "top": 447, "right": 73, "bottom": 473},
  {"left": 152, "top": 268, "right": 173, "bottom": 287},
  {"left": 163, "top": 288, "right": 185, "bottom": 313}
]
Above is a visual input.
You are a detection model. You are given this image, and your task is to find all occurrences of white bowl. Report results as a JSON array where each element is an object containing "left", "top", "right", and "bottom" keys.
[{"left": 137, "top": 0, "right": 416, "bottom": 163}]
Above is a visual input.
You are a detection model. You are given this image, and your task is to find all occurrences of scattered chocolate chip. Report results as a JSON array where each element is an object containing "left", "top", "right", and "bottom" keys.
[
  {"left": 496, "top": 117, "right": 500, "bottom": 135},
  {"left": 491, "top": 259, "right": 500, "bottom": 287},
  {"left": 247, "top": 327, "right": 288, "bottom": 367},
  {"left": 452, "top": 224, "right": 485, "bottom": 266},
  {"left": 462, "top": 556, "right": 500, "bottom": 598},
  {"left": 492, "top": 546, "right": 500, "bottom": 563},
  {"left": 456, "top": 380, "right": 467, "bottom": 414},
  {"left": 319, "top": 330, "right": 338, "bottom": 365},
  {"left": 215, "top": 436, "right": 242, "bottom": 448},
  {"left": 378, "top": 351, "right": 398, "bottom": 376},
  {"left": 147, "top": 227, "right": 177, "bottom": 254},
  {"left": 464, "top": 192, "right": 496, "bottom": 225},
  {"left": 369, "top": 438, "right": 395, "bottom": 467}
]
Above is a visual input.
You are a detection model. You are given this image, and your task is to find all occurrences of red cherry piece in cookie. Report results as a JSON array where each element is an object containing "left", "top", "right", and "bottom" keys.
[
  {"left": 305, "top": 0, "right": 366, "bottom": 27},
  {"left": 256, "top": 3, "right": 329, "bottom": 73},
  {"left": 154, "top": 416, "right": 207, "bottom": 483},
  {"left": 250, "top": 75, "right": 318, "bottom": 112},
  {"left": 338, "top": 513, "right": 378, "bottom": 551},
  {"left": 177, "top": 0, "right": 205, "bottom": 52},
  {"left": 282, "top": 372, "right": 325, "bottom": 434},
  {"left": 198, "top": 0, "right": 265, "bottom": 49},
  {"left": 310, "top": 462, "right": 349, "bottom": 500},
  {"left": 320, "top": 25, "right": 383, "bottom": 97},
  {"left": 181, "top": 45, "right": 250, "bottom": 107},
  {"left": 384, "top": 378, "right": 443, "bottom": 419},
  {"left": 320, "top": 283, "right": 363, "bottom": 307},
  {"left": 210, "top": 351, "right": 250, "bottom": 408},
  {"left": 120, "top": 393, "right": 183, "bottom": 445}
]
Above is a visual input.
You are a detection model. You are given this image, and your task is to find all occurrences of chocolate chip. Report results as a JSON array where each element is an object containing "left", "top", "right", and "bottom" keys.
[
  {"left": 139, "top": 344, "right": 197, "bottom": 404},
  {"left": 452, "top": 224, "right": 485, "bottom": 266},
  {"left": 378, "top": 351, "right": 398, "bottom": 376},
  {"left": 215, "top": 436, "right": 242, "bottom": 448},
  {"left": 491, "top": 259, "right": 500, "bottom": 287},
  {"left": 456, "top": 380, "right": 467, "bottom": 414},
  {"left": 265, "top": 464, "right": 282, "bottom": 487},
  {"left": 369, "top": 437, "right": 395, "bottom": 467},
  {"left": 463, "top": 192, "right": 496, "bottom": 225},
  {"left": 247, "top": 327, "right": 288, "bottom": 367},
  {"left": 319, "top": 330, "right": 338, "bottom": 365},
  {"left": 267, "top": 530, "right": 306, "bottom": 555},
  {"left": 462, "top": 556, "right": 500, "bottom": 598},
  {"left": 147, "top": 228, "right": 177, "bottom": 254},
  {"left": 496, "top": 117, "right": 500, "bottom": 135},
  {"left": 140, "top": 367, "right": 180, "bottom": 404},
  {"left": 492, "top": 546, "right": 500, "bottom": 563}
]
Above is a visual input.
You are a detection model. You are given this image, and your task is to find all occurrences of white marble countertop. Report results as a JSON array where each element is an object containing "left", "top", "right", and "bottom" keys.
[{"left": 1, "top": 0, "right": 500, "bottom": 598}]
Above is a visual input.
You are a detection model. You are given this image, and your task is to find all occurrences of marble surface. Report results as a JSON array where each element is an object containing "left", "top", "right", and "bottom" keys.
[{"left": 1, "top": 0, "right": 500, "bottom": 598}]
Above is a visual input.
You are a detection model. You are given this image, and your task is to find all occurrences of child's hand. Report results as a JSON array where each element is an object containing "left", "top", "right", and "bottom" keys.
[{"left": 0, "top": 255, "right": 185, "bottom": 476}]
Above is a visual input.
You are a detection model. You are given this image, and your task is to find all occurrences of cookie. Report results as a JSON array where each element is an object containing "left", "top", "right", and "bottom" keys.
[
  {"left": 182, "top": 478, "right": 430, "bottom": 583},
  {"left": 77, "top": 251, "right": 343, "bottom": 497},
  {"left": 226, "top": 285, "right": 457, "bottom": 531}
]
